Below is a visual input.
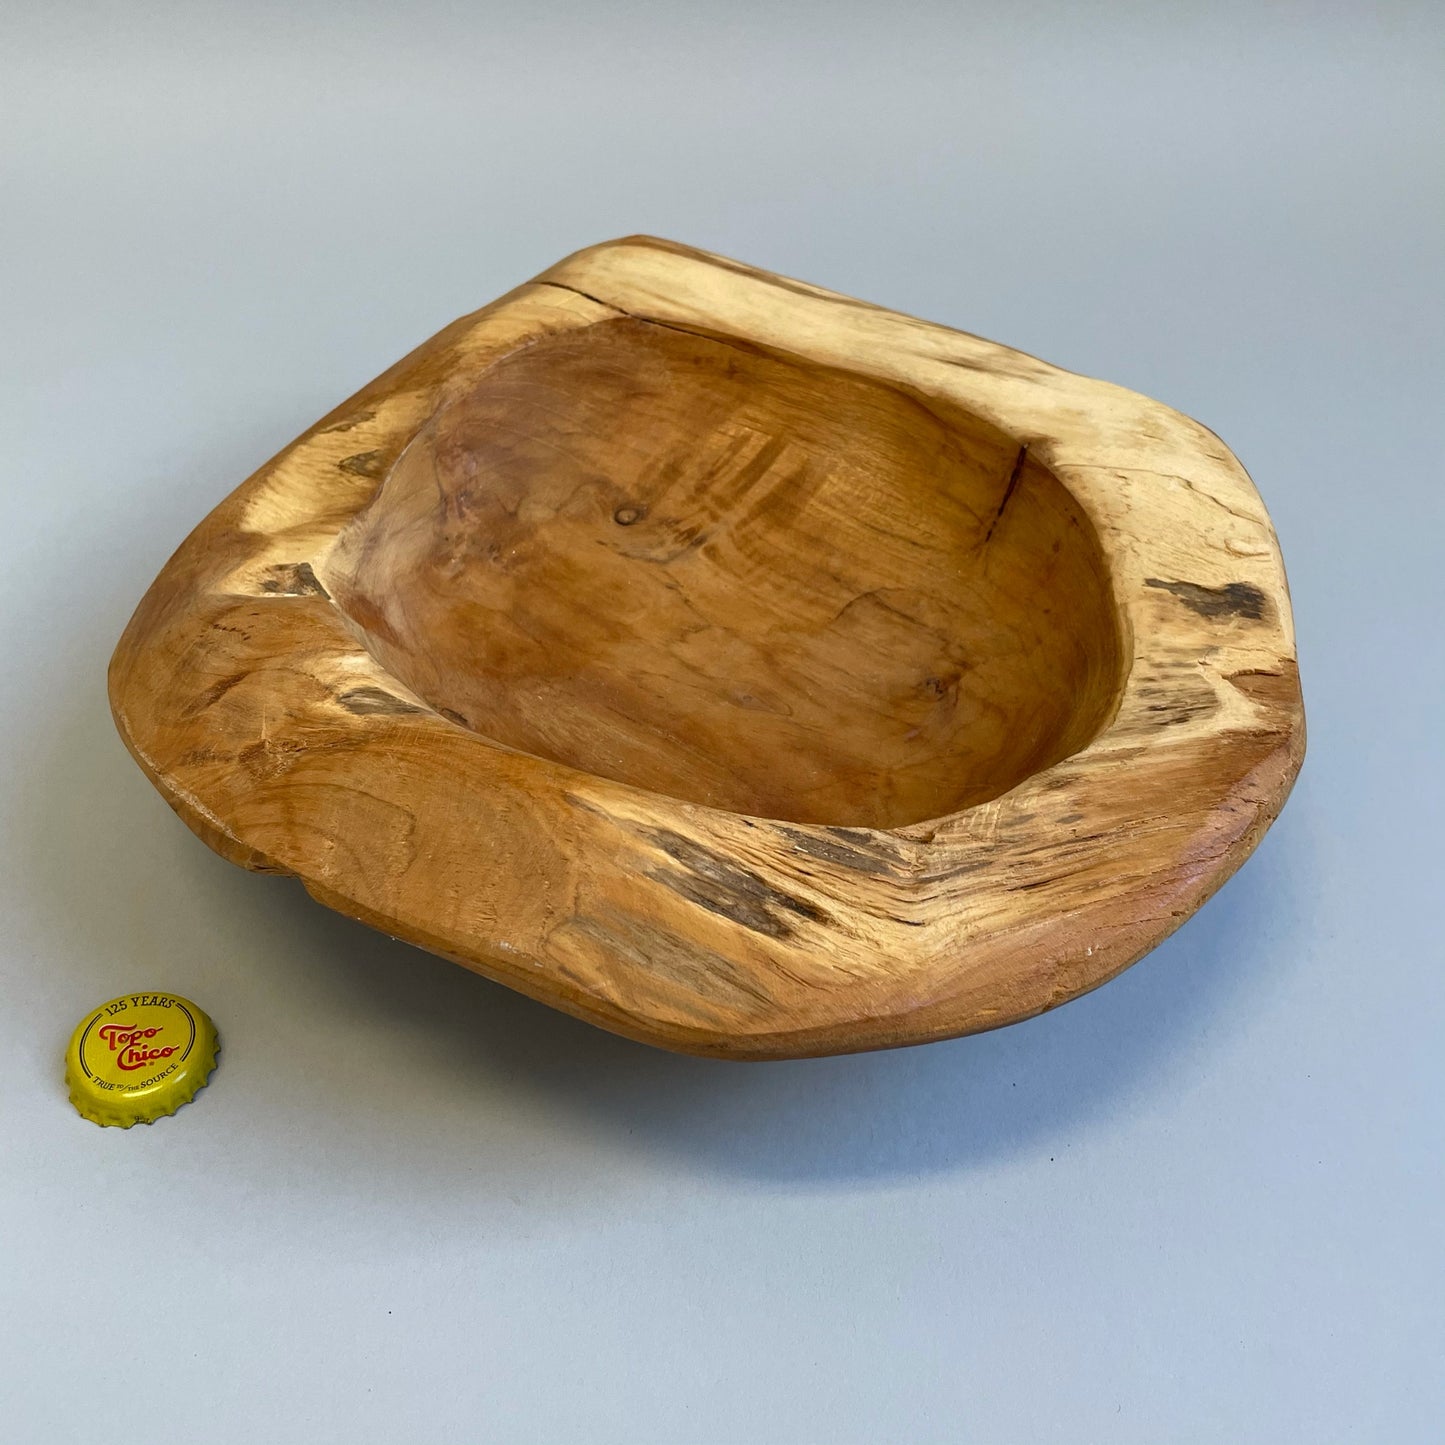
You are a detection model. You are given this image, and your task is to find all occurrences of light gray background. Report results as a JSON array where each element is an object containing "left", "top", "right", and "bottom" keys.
[{"left": 2, "top": 4, "right": 1441, "bottom": 1440}]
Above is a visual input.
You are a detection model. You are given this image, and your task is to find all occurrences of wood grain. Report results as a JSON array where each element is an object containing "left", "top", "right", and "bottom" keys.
[{"left": 108, "top": 236, "right": 1305, "bottom": 1058}]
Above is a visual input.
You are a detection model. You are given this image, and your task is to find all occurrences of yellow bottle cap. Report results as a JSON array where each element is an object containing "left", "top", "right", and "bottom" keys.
[{"left": 66, "top": 992, "right": 220, "bottom": 1128}]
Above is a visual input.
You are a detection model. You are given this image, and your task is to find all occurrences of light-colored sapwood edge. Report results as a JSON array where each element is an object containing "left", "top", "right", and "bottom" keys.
[{"left": 109, "top": 236, "right": 1305, "bottom": 1059}]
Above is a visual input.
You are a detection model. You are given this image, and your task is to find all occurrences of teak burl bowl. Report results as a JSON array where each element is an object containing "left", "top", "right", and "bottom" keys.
[{"left": 110, "top": 237, "right": 1304, "bottom": 1059}]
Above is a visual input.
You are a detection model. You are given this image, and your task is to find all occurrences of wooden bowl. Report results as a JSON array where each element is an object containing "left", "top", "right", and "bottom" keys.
[{"left": 109, "top": 237, "right": 1304, "bottom": 1058}]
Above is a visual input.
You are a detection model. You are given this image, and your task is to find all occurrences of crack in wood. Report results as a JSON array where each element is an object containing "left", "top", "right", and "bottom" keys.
[{"left": 983, "top": 445, "right": 1029, "bottom": 544}]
